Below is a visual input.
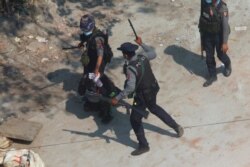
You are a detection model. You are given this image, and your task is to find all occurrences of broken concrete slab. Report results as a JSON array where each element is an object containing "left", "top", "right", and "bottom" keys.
[{"left": 0, "top": 118, "right": 42, "bottom": 142}]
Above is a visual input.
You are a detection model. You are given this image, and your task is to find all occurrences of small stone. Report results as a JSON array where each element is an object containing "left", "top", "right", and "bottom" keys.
[
  {"left": 28, "top": 35, "right": 34, "bottom": 39},
  {"left": 14, "top": 37, "right": 21, "bottom": 43},
  {"left": 36, "top": 36, "right": 48, "bottom": 43},
  {"left": 41, "top": 58, "right": 49, "bottom": 63}
]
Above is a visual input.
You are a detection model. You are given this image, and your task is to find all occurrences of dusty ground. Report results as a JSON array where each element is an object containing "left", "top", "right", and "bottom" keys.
[{"left": 0, "top": 0, "right": 250, "bottom": 167}]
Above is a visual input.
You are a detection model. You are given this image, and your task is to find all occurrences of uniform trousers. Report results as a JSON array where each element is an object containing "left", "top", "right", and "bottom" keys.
[
  {"left": 203, "top": 33, "right": 231, "bottom": 77},
  {"left": 130, "top": 90, "right": 178, "bottom": 147}
]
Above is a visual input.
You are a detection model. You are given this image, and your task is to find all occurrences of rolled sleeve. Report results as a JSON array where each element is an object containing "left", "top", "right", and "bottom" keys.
[{"left": 95, "top": 36, "right": 104, "bottom": 57}]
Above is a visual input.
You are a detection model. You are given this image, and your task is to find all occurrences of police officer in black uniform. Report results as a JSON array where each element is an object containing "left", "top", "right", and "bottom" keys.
[
  {"left": 199, "top": 0, "right": 232, "bottom": 87},
  {"left": 77, "top": 14, "right": 113, "bottom": 123},
  {"left": 111, "top": 37, "right": 184, "bottom": 156}
]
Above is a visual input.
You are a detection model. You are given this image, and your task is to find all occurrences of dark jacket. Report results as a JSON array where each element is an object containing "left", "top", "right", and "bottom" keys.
[
  {"left": 199, "top": 1, "right": 230, "bottom": 43},
  {"left": 80, "top": 29, "right": 106, "bottom": 73}
]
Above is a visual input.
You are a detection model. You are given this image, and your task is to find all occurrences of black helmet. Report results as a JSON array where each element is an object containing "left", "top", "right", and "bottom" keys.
[{"left": 80, "top": 14, "right": 95, "bottom": 32}]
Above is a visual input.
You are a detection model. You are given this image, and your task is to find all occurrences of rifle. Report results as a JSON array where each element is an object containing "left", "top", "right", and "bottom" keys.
[
  {"left": 84, "top": 90, "right": 149, "bottom": 119},
  {"left": 62, "top": 46, "right": 80, "bottom": 50},
  {"left": 128, "top": 19, "right": 138, "bottom": 39}
]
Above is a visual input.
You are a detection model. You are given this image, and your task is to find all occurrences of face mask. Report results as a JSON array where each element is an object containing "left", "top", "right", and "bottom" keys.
[
  {"left": 82, "top": 31, "right": 92, "bottom": 36},
  {"left": 205, "top": 0, "right": 212, "bottom": 4}
]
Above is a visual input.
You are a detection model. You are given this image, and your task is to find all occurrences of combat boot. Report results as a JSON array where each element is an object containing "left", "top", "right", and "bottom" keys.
[
  {"left": 174, "top": 125, "right": 184, "bottom": 138},
  {"left": 223, "top": 64, "right": 232, "bottom": 77},
  {"left": 131, "top": 145, "right": 150, "bottom": 156},
  {"left": 203, "top": 75, "right": 217, "bottom": 87}
]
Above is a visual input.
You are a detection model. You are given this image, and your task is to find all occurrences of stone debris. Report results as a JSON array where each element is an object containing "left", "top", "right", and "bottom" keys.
[
  {"left": 36, "top": 36, "right": 48, "bottom": 43},
  {"left": 41, "top": 57, "right": 49, "bottom": 63},
  {"left": 235, "top": 26, "right": 247, "bottom": 31},
  {"left": 28, "top": 35, "right": 34, "bottom": 39},
  {"left": 14, "top": 37, "right": 21, "bottom": 43}
]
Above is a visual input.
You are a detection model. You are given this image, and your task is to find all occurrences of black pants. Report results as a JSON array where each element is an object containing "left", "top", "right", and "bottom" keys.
[
  {"left": 203, "top": 33, "right": 231, "bottom": 77},
  {"left": 97, "top": 74, "right": 118, "bottom": 117},
  {"left": 130, "top": 90, "right": 178, "bottom": 147}
]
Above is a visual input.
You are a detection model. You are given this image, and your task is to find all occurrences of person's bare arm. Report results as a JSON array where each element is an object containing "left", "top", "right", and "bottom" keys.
[{"left": 94, "top": 36, "right": 104, "bottom": 75}]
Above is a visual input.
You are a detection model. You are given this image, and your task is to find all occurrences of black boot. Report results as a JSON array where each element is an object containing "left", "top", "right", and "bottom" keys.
[
  {"left": 131, "top": 145, "right": 150, "bottom": 156},
  {"left": 223, "top": 64, "right": 232, "bottom": 77},
  {"left": 203, "top": 75, "right": 217, "bottom": 87},
  {"left": 174, "top": 125, "right": 184, "bottom": 138}
]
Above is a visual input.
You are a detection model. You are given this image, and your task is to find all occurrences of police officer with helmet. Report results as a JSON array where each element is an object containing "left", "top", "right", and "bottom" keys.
[
  {"left": 199, "top": 0, "right": 232, "bottom": 87},
  {"left": 77, "top": 14, "right": 114, "bottom": 124},
  {"left": 111, "top": 37, "right": 184, "bottom": 156}
]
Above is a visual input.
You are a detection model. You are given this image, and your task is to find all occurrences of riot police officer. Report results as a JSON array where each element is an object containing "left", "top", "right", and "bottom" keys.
[
  {"left": 77, "top": 14, "right": 113, "bottom": 123},
  {"left": 199, "top": 0, "right": 232, "bottom": 87},
  {"left": 111, "top": 37, "right": 184, "bottom": 156}
]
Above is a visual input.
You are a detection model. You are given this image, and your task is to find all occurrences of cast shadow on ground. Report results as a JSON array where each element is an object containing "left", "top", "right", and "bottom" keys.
[
  {"left": 46, "top": 57, "right": 175, "bottom": 148},
  {"left": 64, "top": 96, "right": 138, "bottom": 148},
  {"left": 47, "top": 68, "right": 82, "bottom": 92},
  {"left": 135, "top": 0, "right": 158, "bottom": 14},
  {"left": 106, "top": 56, "right": 124, "bottom": 70},
  {"left": 64, "top": 94, "right": 177, "bottom": 149},
  {"left": 0, "top": 64, "right": 54, "bottom": 116},
  {"left": 164, "top": 45, "right": 224, "bottom": 79}
]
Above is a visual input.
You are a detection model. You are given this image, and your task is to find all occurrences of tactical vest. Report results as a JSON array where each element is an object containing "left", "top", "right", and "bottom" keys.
[
  {"left": 80, "top": 29, "right": 111, "bottom": 73},
  {"left": 199, "top": 2, "right": 222, "bottom": 33},
  {"left": 128, "top": 55, "right": 159, "bottom": 93}
]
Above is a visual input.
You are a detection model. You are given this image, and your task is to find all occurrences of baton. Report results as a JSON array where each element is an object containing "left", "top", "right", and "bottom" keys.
[
  {"left": 62, "top": 46, "right": 80, "bottom": 50},
  {"left": 128, "top": 19, "right": 138, "bottom": 39}
]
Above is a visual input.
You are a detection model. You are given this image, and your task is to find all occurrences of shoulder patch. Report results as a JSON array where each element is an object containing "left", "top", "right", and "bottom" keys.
[
  {"left": 224, "top": 11, "right": 228, "bottom": 17},
  {"left": 95, "top": 37, "right": 104, "bottom": 49}
]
